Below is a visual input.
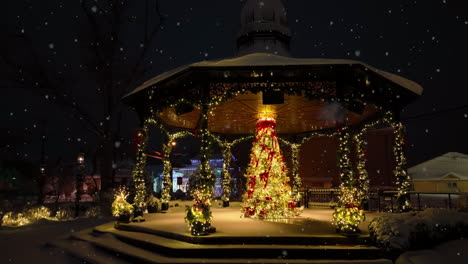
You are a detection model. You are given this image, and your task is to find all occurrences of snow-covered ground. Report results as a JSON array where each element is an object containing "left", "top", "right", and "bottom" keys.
[
  {"left": 0, "top": 217, "right": 113, "bottom": 264},
  {"left": 1, "top": 201, "right": 467, "bottom": 264}
]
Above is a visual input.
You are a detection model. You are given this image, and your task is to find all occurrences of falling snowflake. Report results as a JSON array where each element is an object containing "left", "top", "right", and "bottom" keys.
[
  {"left": 385, "top": 51, "right": 389, "bottom": 56},
  {"left": 48, "top": 43, "right": 54, "bottom": 49},
  {"left": 354, "top": 50, "right": 361, "bottom": 57},
  {"left": 176, "top": 21, "right": 181, "bottom": 26},
  {"left": 464, "top": 114, "right": 467, "bottom": 118},
  {"left": 91, "top": 6, "right": 97, "bottom": 13},
  {"left": 204, "top": 52, "right": 208, "bottom": 57},
  {"left": 436, "top": 68, "right": 440, "bottom": 72},
  {"left": 329, "top": 21, "right": 334, "bottom": 26}
]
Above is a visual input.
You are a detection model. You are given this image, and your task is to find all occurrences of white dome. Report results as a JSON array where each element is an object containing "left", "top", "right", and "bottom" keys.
[
  {"left": 237, "top": 0, "right": 291, "bottom": 56},
  {"left": 240, "top": 0, "right": 290, "bottom": 36}
]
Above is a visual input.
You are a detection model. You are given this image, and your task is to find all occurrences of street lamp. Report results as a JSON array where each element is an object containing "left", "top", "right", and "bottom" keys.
[
  {"left": 77, "top": 153, "right": 85, "bottom": 166},
  {"left": 75, "top": 152, "right": 85, "bottom": 217}
]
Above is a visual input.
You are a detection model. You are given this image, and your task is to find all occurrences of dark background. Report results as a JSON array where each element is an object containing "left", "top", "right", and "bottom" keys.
[{"left": 2, "top": 0, "right": 468, "bottom": 170}]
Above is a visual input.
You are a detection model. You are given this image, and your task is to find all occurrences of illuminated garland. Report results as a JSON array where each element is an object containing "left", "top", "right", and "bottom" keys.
[
  {"left": 132, "top": 125, "right": 149, "bottom": 208},
  {"left": 161, "top": 131, "right": 193, "bottom": 203},
  {"left": 290, "top": 144, "right": 302, "bottom": 201},
  {"left": 332, "top": 127, "right": 365, "bottom": 233},
  {"left": 137, "top": 83, "right": 413, "bottom": 236},
  {"left": 242, "top": 118, "right": 299, "bottom": 219},
  {"left": 185, "top": 104, "right": 215, "bottom": 236},
  {"left": 220, "top": 145, "right": 232, "bottom": 203},
  {"left": 393, "top": 122, "right": 412, "bottom": 212},
  {"left": 278, "top": 137, "right": 303, "bottom": 202},
  {"left": 354, "top": 131, "right": 369, "bottom": 203}
]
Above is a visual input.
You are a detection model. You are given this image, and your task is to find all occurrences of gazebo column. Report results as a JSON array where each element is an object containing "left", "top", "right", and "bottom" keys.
[
  {"left": 185, "top": 102, "right": 215, "bottom": 235},
  {"left": 393, "top": 122, "right": 412, "bottom": 212},
  {"left": 161, "top": 134, "right": 174, "bottom": 211},
  {"left": 291, "top": 143, "right": 302, "bottom": 203},
  {"left": 131, "top": 123, "right": 149, "bottom": 222},
  {"left": 332, "top": 127, "right": 365, "bottom": 233},
  {"left": 353, "top": 131, "right": 369, "bottom": 209},
  {"left": 221, "top": 143, "right": 232, "bottom": 207}
]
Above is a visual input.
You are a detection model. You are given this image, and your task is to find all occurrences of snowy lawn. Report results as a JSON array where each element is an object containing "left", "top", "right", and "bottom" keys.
[
  {"left": 0, "top": 216, "right": 113, "bottom": 264},
  {"left": 369, "top": 208, "right": 468, "bottom": 251}
]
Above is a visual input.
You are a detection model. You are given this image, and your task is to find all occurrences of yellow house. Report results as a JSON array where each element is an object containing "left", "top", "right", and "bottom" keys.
[{"left": 409, "top": 152, "right": 468, "bottom": 193}]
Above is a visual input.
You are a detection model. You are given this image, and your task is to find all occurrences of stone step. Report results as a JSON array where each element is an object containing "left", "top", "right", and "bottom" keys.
[
  {"left": 61, "top": 229, "right": 391, "bottom": 264},
  {"left": 75, "top": 225, "right": 386, "bottom": 261},
  {"left": 113, "top": 222, "right": 372, "bottom": 246},
  {"left": 46, "top": 236, "right": 129, "bottom": 264}
]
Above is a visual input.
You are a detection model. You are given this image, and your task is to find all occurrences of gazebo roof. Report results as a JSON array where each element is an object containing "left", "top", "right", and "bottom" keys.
[
  {"left": 123, "top": 53, "right": 423, "bottom": 134},
  {"left": 124, "top": 53, "right": 422, "bottom": 100}
]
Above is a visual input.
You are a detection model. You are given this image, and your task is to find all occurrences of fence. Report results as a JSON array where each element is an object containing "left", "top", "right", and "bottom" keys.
[{"left": 299, "top": 188, "right": 468, "bottom": 211}]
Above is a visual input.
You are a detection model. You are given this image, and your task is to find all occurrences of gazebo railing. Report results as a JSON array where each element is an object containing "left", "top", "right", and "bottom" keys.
[{"left": 380, "top": 191, "right": 468, "bottom": 211}]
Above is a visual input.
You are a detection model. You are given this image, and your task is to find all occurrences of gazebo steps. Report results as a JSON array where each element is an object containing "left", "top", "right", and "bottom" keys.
[
  {"left": 112, "top": 221, "right": 372, "bottom": 246},
  {"left": 47, "top": 222, "right": 391, "bottom": 264}
]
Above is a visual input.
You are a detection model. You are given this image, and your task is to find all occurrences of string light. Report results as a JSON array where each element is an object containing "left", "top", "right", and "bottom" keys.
[
  {"left": 241, "top": 118, "right": 301, "bottom": 219},
  {"left": 132, "top": 124, "right": 149, "bottom": 209},
  {"left": 125, "top": 84, "right": 413, "bottom": 234}
]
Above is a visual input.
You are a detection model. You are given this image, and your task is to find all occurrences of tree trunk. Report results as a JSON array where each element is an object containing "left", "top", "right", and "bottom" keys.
[{"left": 99, "top": 139, "right": 114, "bottom": 215}]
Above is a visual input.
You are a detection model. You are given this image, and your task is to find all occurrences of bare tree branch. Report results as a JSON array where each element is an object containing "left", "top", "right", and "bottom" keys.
[{"left": 1, "top": 34, "right": 106, "bottom": 139}]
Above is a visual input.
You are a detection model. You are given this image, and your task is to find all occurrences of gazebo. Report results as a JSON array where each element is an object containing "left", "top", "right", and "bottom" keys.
[{"left": 122, "top": 52, "right": 423, "bottom": 235}]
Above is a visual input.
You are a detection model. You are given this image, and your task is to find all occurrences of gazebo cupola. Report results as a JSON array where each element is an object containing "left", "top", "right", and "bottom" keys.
[{"left": 237, "top": 0, "right": 291, "bottom": 56}]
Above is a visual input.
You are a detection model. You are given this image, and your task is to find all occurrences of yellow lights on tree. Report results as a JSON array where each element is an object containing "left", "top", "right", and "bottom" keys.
[
  {"left": 185, "top": 103, "right": 215, "bottom": 236},
  {"left": 393, "top": 122, "right": 412, "bottom": 212},
  {"left": 132, "top": 125, "right": 149, "bottom": 209},
  {"left": 242, "top": 117, "right": 300, "bottom": 219},
  {"left": 332, "top": 127, "right": 365, "bottom": 233}
]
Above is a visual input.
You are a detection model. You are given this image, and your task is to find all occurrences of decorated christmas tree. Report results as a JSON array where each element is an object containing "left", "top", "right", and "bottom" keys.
[{"left": 242, "top": 117, "right": 298, "bottom": 219}]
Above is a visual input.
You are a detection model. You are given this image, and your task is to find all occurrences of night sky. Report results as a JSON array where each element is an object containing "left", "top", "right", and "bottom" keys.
[{"left": 2, "top": 0, "right": 468, "bottom": 168}]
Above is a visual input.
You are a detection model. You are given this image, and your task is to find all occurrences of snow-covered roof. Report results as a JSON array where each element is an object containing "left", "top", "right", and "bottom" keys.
[
  {"left": 123, "top": 53, "right": 423, "bottom": 99},
  {"left": 409, "top": 152, "right": 468, "bottom": 180}
]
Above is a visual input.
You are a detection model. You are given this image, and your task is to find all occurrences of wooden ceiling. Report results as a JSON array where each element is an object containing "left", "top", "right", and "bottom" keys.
[{"left": 158, "top": 92, "right": 379, "bottom": 134}]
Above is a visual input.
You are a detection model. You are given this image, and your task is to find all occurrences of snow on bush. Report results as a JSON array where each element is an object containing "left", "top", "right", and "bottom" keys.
[
  {"left": 84, "top": 206, "right": 102, "bottom": 218},
  {"left": 55, "top": 206, "right": 75, "bottom": 221},
  {"left": 1, "top": 206, "right": 51, "bottom": 227},
  {"left": 369, "top": 208, "right": 468, "bottom": 251}
]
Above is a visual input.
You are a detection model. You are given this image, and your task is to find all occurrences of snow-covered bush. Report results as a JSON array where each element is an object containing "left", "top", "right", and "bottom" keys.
[
  {"left": 111, "top": 187, "right": 134, "bottom": 217},
  {"left": 1, "top": 206, "right": 51, "bottom": 227},
  {"left": 1, "top": 212, "right": 31, "bottom": 226},
  {"left": 55, "top": 205, "right": 75, "bottom": 221},
  {"left": 369, "top": 208, "right": 468, "bottom": 251},
  {"left": 84, "top": 206, "right": 102, "bottom": 218},
  {"left": 24, "top": 206, "right": 51, "bottom": 221}
]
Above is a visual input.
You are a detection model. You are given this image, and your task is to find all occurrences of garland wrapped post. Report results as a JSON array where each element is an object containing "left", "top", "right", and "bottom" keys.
[
  {"left": 185, "top": 103, "right": 215, "bottom": 236},
  {"left": 161, "top": 135, "right": 174, "bottom": 210},
  {"left": 291, "top": 143, "right": 302, "bottom": 203},
  {"left": 332, "top": 127, "right": 365, "bottom": 233},
  {"left": 393, "top": 122, "right": 412, "bottom": 212},
  {"left": 220, "top": 144, "right": 232, "bottom": 207},
  {"left": 242, "top": 117, "right": 299, "bottom": 219},
  {"left": 161, "top": 131, "right": 193, "bottom": 210},
  {"left": 354, "top": 131, "right": 369, "bottom": 207},
  {"left": 131, "top": 124, "right": 149, "bottom": 222}
]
